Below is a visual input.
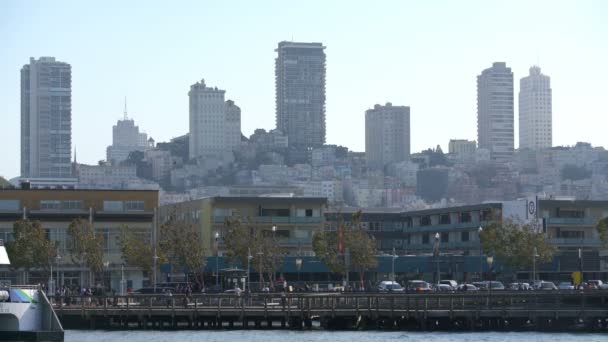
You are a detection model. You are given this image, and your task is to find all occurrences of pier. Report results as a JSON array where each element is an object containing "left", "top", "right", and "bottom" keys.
[{"left": 53, "top": 291, "right": 608, "bottom": 332}]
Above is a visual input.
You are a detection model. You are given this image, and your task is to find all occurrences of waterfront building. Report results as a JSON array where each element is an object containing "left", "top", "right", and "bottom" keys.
[
  {"left": 0, "top": 187, "right": 159, "bottom": 290},
  {"left": 519, "top": 66, "right": 552, "bottom": 150},
  {"left": 21, "top": 57, "right": 72, "bottom": 179},
  {"left": 275, "top": 41, "right": 326, "bottom": 149},
  {"left": 159, "top": 196, "right": 327, "bottom": 257},
  {"left": 477, "top": 62, "right": 514, "bottom": 161},
  {"left": 365, "top": 103, "right": 411, "bottom": 170}
]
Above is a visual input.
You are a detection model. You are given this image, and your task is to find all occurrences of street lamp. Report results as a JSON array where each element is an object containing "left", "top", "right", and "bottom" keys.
[
  {"left": 391, "top": 247, "right": 397, "bottom": 282},
  {"left": 103, "top": 261, "right": 110, "bottom": 292},
  {"left": 55, "top": 254, "right": 61, "bottom": 293},
  {"left": 532, "top": 246, "right": 539, "bottom": 286},
  {"left": 215, "top": 232, "right": 220, "bottom": 287},
  {"left": 434, "top": 232, "right": 440, "bottom": 285},
  {"left": 271, "top": 225, "right": 276, "bottom": 285},
  {"left": 478, "top": 226, "right": 483, "bottom": 281},
  {"left": 247, "top": 248, "right": 252, "bottom": 292},
  {"left": 487, "top": 255, "right": 494, "bottom": 306},
  {"left": 295, "top": 257, "right": 303, "bottom": 283},
  {"left": 153, "top": 254, "right": 159, "bottom": 293},
  {"left": 120, "top": 263, "right": 126, "bottom": 296}
]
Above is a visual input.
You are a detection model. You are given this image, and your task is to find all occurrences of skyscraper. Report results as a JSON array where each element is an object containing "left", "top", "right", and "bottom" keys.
[
  {"left": 21, "top": 57, "right": 72, "bottom": 178},
  {"left": 275, "top": 41, "right": 326, "bottom": 149},
  {"left": 225, "top": 100, "right": 242, "bottom": 152},
  {"left": 365, "top": 102, "right": 411, "bottom": 170},
  {"left": 477, "top": 62, "right": 514, "bottom": 161},
  {"left": 519, "top": 66, "right": 552, "bottom": 150},
  {"left": 189, "top": 79, "right": 226, "bottom": 160},
  {"left": 106, "top": 103, "right": 152, "bottom": 165}
]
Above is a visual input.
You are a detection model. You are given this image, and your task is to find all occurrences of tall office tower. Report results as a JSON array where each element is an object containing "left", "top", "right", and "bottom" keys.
[
  {"left": 365, "top": 103, "right": 411, "bottom": 170},
  {"left": 106, "top": 103, "right": 152, "bottom": 165},
  {"left": 189, "top": 79, "right": 227, "bottom": 160},
  {"left": 21, "top": 57, "right": 72, "bottom": 178},
  {"left": 225, "top": 100, "right": 242, "bottom": 152},
  {"left": 477, "top": 62, "right": 514, "bottom": 161},
  {"left": 519, "top": 66, "right": 552, "bottom": 150},
  {"left": 275, "top": 41, "right": 326, "bottom": 149}
]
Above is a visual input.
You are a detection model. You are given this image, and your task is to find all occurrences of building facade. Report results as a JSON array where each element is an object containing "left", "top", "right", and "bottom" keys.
[
  {"left": 189, "top": 79, "right": 227, "bottom": 160},
  {"left": 0, "top": 188, "right": 159, "bottom": 290},
  {"left": 160, "top": 196, "right": 327, "bottom": 257},
  {"left": 275, "top": 41, "right": 326, "bottom": 149},
  {"left": 225, "top": 100, "right": 242, "bottom": 152},
  {"left": 365, "top": 103, "right": 411, "bottom": 170},
  {"left": 106, "top": 107, "right": 152, "bottom": 165},
  {"left": 477, "top": 62, "right": 514, "bottom": 161},
  {"left": 519, "top": 66, "right": 552, "bottom": 150},
  {"left": 21, "top": 57, "right": 72, "bottom": 179}
]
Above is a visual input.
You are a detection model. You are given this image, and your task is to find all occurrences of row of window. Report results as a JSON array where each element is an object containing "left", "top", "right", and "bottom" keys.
[{"left": 0, "top": 200, "right": 146, "bottom": 212}]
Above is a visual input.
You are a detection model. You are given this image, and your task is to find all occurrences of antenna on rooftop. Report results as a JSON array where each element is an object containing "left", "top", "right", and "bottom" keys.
[{"left": 123, "top": 96, "right": 128, "bottom": 120}]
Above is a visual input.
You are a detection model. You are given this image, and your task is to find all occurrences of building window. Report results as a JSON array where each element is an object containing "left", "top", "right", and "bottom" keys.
[
  {"left": 103, "top": 201, "right": 123, "bottom": 211},
  {"left": 422, "top": 233, "right": 430, "bottom": 244},
  {"left": 40, "top": 200, "right": 61, "bottom": 210},
  {"left": 62, "top": 200, "right": 83, "bottom": 210},
  {"left": 441, "top": 232, "right": 449, "bottom": 243},
  {"left": 0, "top": 200, "right": 19, "bottom": 211},
  {"left": 439, "top": 214, "right": 450, "bottom": 224},
  {"left": 125, "top": 201, "right": 145, "bottom": 211},
  {"left": 461, "top": 231, "right": 470, "bottom": 242},
  {"left": 420, "top": 216, "right": 431, "bottom": 226},
  {"left": 460, "top": 212, "right": 471, "bottom": 223}
]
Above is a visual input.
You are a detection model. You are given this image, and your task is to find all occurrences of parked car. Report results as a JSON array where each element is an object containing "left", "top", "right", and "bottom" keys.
[
  {"left": 132, "top": 287, "right": 173, "bottom": 294},
  {"left": 377, "top": 281, "right": 405, "bottom": 292},
  {"left": 587, "top": 280, "right": 604, "bottom": 289},
  {"left": 439, "top": 280, "right": 458, "bottom": 289},
  {"left": 406, "top": 280, "right": 432, "bottom": 293},
  {"left": 557, "top": 282, "right": 575, "bottom": 290},
  {"left": 436, "top": 284, "right": 454, "bottom": 292},
  {"left": 487, "top": 281, "right": 505, "bottom": 290},
  {"left": 537, "top": 281, "right": 558, "bottom": 291},
  {"left": 472, "top": 282, "right": 488, "bottom": 290},
  {"left": 457, "top": 284, "right": 479, "bottom": 291},
  {"left": 509, "top": 282, "right": 532, "bottom": 291}
]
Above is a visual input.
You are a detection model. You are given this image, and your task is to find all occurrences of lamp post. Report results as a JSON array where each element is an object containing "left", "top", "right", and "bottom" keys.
[
  {"left": 487, "top": 255, "right": 494, "bottom": 307},
  {"left": 434, "top": 232, "right": 440, "bottom": 286},
  {"left": 215, "top": 232, "right": 220, "bottom": 287},
  {"left": 247, "top": 248, "right": 252, "bottom": 292},
  {"left": 103, "top": 261, "right": 110, "bottom": 292},
  {"left": 55, "top": 254, "right": 61, "bottom": 293},
  {"left": 50, "top": 258, "right": 53, "bottom": 295},
  {"left": 532, "top": 246, "right": 539, "bottom": 286},
  {"left": 478, "top": 226, "right": 483, "bottom": 281},
  {"left": 153, "top": 254, "right": 159, "bottom": 293},
  {"left": 296, "top": 257, "right": 303, "bottom": 283},
  {"left": 271, "top": 225, "right": 276, "bottom": 285},
  {"left": 120, "top": 263, "right": 125, "bottom": 295},
  {"left": 578, "top": 248, "right": 584, "bottom": 287},
  {"left": 391, "top": 247, "right": 397, "bottom": 282}
]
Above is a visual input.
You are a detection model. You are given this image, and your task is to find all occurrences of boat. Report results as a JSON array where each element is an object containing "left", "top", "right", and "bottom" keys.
[{"left": 0, "top": 239, "right": 64, "bottom": 341}]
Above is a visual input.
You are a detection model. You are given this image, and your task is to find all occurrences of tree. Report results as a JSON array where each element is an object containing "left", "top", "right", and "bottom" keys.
[
  {"left": 222, "top": 216, "right": 283, "bottom": 287},
  {"left": 596, "top": 217, "right": 608, "bottom": 248},
  {"left": 312, "top": 211, "right": 377, "bottom": 286},
  {"left": 117, "top": 225, "right": 155, "bottom": 274},
  {"left": 67, "top": 218, "right": 104, "bottom": 286},
  {"left": 480, "top": 220, "right": 555, "bottom": 274},
  {"left": 158, "top": 214, "right": 206, "bottom": 285},
  {"left": 5, "top": 220, "right": 57, "bottom": 283}
]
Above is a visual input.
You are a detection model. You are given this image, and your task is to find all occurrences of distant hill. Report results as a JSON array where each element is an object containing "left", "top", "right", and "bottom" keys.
[{"left": 0, "top": 176, "right": 13, "bottom": 188}]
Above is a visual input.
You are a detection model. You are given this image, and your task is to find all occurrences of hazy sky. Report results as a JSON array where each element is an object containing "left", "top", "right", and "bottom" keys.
[{"left": 1, "top": 0, "right": 607, "bottom": 179}]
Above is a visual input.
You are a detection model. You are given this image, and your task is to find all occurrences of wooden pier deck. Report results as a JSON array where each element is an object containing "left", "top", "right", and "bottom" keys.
[{"left": 53, "top": 291, "right": 608, "bottom": 332}]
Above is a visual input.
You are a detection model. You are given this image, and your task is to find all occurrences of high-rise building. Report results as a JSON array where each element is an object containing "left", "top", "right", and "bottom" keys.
[
  {"left": 225, "top": 100, "right": 242, "bottom": 152},
  {"left": 365, "top": 103, "right": 411, "bottom": 170},
  {"left": 519, "top": 66, "right": 552, "bottom": 150},
  {"left": 21, "top": 57, "right": 72, "bottom": 178},
  {"left": 477, "top": 62, "right": 514, "bottom": 161},
  {"left": 448, "top": 139, "right": 477, "bottom": 164},
  {"left": 189, "top": 79, "right": 227, "bottom": 160},
  {"left": 106, "top": 104, "right": 152, "bottom": 165},
  {"left": 275, "top": 41, "right": 326, "bottom": 149}
]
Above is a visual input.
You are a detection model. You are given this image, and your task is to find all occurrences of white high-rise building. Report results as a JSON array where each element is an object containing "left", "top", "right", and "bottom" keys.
[
  {"left": 189, "top": 79, "right": 226, "bottom": 159},
  {"left": 477, "top": 62, "right": 514, "bottom": 161},
  {"left": 365, "top": 102, "right": 411, "bottom": 170},
  {"left": 106, "top": 104, "right": 151, "bottom": 164},
  {"left": 225, "top": 100, "right": 242, "bottom": 152},
  {"left": 21, "top": 57, "right": 72, "bottom": 178},
  {"left": 519, "top": 66, "right": 552, "bottom": 150}
]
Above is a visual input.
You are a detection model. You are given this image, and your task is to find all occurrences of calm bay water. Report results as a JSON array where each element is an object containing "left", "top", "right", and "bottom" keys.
[{"left": 65, "top": 331, "right": 608, "bottom": 342}]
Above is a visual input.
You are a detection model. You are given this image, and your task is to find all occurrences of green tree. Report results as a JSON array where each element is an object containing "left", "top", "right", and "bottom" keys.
[
  {"left": 312, "top": 211, "right": 377, "bottom": 286},
  {"left": 596, "top": 217, "right": 608, "bottom": 248},
  {"left": 480, "top": 220, "right": 555, "bottom": 273},
  {"left": 158, "top": 214, "right": 206, "bottom": 285},
  {"left": 117, "top": 225, "right": 155, "bottom": 274},
  {"left": 67, "top": 218, "right": 104, "bottom": 286},
  {"left": 222, "top": 215, "right": 283, "bottom": 287},
  {"left": 5, "top": 220, "right": 57, "bottom": 283}
]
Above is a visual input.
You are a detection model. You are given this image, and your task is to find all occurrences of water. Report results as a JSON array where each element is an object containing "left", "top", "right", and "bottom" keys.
[{"left": 65, "top": 331, "right": 607, "bottom": 342}]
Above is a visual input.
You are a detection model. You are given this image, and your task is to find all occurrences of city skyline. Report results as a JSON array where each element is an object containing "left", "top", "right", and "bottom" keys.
[{"left": 1, "top": 1, "right": 607, "bottom": 178}]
